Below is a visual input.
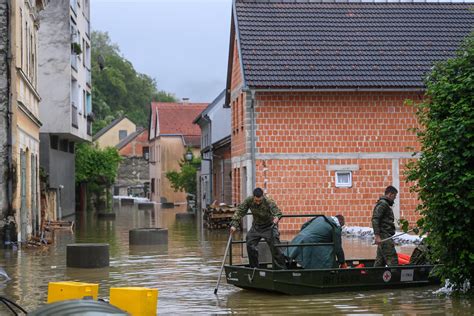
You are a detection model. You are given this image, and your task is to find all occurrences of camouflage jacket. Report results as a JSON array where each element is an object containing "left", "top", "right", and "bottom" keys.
[
  {"left": 230, "top": 196, "right": 282, "bottom": 228},
  {"left": 371, "top": 196, "right": 396, "bottom": 238}
]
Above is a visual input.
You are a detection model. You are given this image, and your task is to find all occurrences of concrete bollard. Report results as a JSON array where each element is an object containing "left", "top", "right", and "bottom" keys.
[
  {"left": 97, "top": 212, "right": 116, "bottom": 219},
  {"left": 138, "top": 202, "right": 154, "bottom": 210},
  {"left": 120, "top": 198, "right": 135, "bottom": 206},
  {"left": 175, "top": 213, "right": 195, "bottom": 221},
  {"left": 67, "top": 243, "right": 110, "bottom": 268},
  {"left": 129, "top": 228, "right": 168, "bottom": 245}
]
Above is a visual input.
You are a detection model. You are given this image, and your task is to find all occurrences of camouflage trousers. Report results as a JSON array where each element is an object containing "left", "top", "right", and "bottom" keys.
[
  {"left": 374, "top": 239, "right": 398, "bottom": 267},
  {"left": 246, "top": 223, "right": 287, "bottom": 269}
]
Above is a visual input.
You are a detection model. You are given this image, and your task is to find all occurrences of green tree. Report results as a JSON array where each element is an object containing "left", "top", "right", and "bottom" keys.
[
  {"left": 76, "top": 143, "right": 122, "bottom": 209},
  {"left": 406, "top": 34, "right": 474, "bottom": 293},
  {"left": 166, "top": 153, "right": 200, "bottom": 197},
  {"left": 91, "top": 31, "right": 176, "bottom": 133}
]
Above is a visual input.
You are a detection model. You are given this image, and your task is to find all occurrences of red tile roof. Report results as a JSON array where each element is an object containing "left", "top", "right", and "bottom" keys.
[
  {"left": 183, "top": 135, "right": 201, "bottom": 148},
  {"left": 150, "top": 102, "right": 207, "bottom": 139}
]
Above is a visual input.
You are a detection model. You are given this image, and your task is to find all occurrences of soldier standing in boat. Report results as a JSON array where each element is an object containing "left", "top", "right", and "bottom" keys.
[
  {"left": 230, "top": 187, "right": 287, "bottom": 269},
  {"left": 372, "top": 185, "right": 399, "bottom": 267}
]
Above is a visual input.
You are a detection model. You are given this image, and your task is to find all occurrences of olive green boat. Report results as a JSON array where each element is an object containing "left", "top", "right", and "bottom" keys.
[
  {"left": 223, "top": 214, "right": 439, "bottom": 295},
  {"left": 224, "top": 260, "right": 440, "bottom": 295}
]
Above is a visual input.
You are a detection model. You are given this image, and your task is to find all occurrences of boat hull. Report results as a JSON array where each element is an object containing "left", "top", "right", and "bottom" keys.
[{"left": 224, "top": 260, "right": 440, "bottom": 295}]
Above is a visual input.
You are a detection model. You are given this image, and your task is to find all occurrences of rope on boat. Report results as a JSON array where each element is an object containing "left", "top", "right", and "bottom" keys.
[{"left": 249, "top": 267, "right": 257, "bottom": 283}]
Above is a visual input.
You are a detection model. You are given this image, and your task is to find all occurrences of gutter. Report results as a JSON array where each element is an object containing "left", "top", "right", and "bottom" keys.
[{"left": 251, "top": 87, "right": 425, "bottom": 93}]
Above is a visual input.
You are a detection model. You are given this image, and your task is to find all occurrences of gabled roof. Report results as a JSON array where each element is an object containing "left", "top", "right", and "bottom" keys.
[
  {"left": 193, "top": 89, "right": 226, "bottom": 124},
  {"left": 93, "top": 116, "right": 134, "bottom": 141},
  {"left": 149, "top": 102, "right": 207, "bottom": 140},
  {"left": 229, "top": 0, "right": 473, "bottom": 91},
  {"left": 116, "top": 127, "right": 146, "bottom": 150}
]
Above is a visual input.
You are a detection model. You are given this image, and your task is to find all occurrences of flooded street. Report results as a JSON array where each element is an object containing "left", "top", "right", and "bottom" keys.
[{"left": 0, "top": 204, "right": 472, "bottom": 315}]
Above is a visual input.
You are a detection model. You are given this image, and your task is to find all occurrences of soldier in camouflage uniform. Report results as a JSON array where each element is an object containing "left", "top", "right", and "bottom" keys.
[
  {"left": 230, "top": 188, "right": 287, "bottom": 269},
  {"left": 372, "top": 185, "right": 399, "bottom": 267}
]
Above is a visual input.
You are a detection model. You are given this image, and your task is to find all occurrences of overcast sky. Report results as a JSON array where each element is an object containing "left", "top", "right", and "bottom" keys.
[
  {"left": 91, "top": 0, "right": 473, "bottom": 103},
  {"left": 91, "top": 0, "right": 232, "bottom": 103}
]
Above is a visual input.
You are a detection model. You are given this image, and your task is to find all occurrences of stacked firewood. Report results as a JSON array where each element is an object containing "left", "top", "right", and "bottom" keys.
[{"left": 203, "top": 203, "right": 237, "bottom": 229}]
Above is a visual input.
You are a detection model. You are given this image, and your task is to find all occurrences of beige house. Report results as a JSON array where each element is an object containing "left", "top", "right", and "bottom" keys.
[
  {"left": 0, "top": 0, "right": 47, "bottom": 243},
  {"left": 148, "top": 102, "right": 206, "bottom": 204},
  {"left": 93, "top": 117, "right": 137, "bottom": 149}
]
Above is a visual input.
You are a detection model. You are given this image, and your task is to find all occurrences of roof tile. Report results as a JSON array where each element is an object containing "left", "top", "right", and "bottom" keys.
[
  {"left": 234, "top": 1, "right": 474, "bottom": 89},
  {"left": 151, "top": 102, "right": 207, "bottom": 137}
]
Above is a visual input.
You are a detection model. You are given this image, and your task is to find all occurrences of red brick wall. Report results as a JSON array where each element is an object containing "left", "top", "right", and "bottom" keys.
[
  {"left": 255, "top": 92, "right": 421, "bottom": 154},
  {"left": 239, "top": 91, "right": 423, "bottom": 230},
  {"left": 230, "top": 91, "right": 246, "bottom": 205},
  {"left": 119, "top": 130, "right": 149, "bottom": 157}
]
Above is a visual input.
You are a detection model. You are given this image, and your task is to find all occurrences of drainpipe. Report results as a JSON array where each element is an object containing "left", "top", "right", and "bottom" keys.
[{"left": 249, "top": 90, "right": 256, "bottom": 189}]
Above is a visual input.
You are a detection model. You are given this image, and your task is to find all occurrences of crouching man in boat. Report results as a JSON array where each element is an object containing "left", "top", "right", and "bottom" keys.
[
  {"left": 229, "top": 188, "right": 287, "bottom": 270},
  {"left": 372, "top": 185, "right": 399, "bottom": 267},
  {"left": 288, "top": 215, "right": 347, "bottom": 269}
]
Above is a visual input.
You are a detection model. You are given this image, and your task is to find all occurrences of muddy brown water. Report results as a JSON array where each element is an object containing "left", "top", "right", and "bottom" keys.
[{"left": 0, "top": 204, "right": 472, "bottom": 315}]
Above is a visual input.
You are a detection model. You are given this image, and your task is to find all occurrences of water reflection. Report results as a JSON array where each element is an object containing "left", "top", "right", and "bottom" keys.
[{"left": 0, "top": 203, "right": 472, "bottom": 315}]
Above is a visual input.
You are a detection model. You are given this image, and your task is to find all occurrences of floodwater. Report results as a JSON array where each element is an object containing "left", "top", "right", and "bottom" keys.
[{"left": 0, "top": 203, "right": 472, "bottom": 315}]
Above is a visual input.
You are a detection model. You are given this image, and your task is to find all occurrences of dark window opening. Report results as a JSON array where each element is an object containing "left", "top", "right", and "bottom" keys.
[
  {"left": 143, "top": 146, "right": 149, "bottom": 160},
  {"left": 119, "top": 130, "right": 127, "bottom": 140},
  {"left": 50, "top": 135, "right": 59, "bottom": 150},
  {"left": 60, "top": 139, "right": 69, "bottom": 152},
  {"left": 69, "top": 141, "right": 75, "bottom": 154}
]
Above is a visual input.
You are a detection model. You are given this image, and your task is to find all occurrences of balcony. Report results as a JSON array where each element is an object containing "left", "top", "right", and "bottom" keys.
[
  {"left": 85, "top": 19, "right": 91, "bottom": 38},
  {"left": 70, "top": 0, "right": 77, "bottom": 15},
  {"left": 71, "top": 103, "right": 78, "bottom": 128},
  {"left": 71, "top": 54, "right": 77, "bottom": 70},
  {"left": 86, "top": 68, "right": 91, "bottom": 87},
  {"left": 87, "top": 120, "right": 92, "bottom": 136}
]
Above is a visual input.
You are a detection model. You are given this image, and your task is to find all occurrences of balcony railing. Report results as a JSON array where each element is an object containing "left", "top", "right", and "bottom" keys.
[
  {"left": 71, "top": 54, "right": 77, "bottom": 70},
  {"left": 87, "top": 120, "right": 92, "bottom": 136},
  {"left": 70, "top": 0, "right": 77, "bottom": 15},
  {"left": 72, "top": 103, "right": 78, "bottom": 128},
  {"left": 85, "top": 19, "right": 91, "bottom": 38},
  {"left": 86, "top": 68, "right": 91, "bottom": 87}
]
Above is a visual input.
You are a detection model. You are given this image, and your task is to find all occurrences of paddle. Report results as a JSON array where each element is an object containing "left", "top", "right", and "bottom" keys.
[
  {"left": 373, "top": 227, "right": 419, "bottom": 245},
  {"left": 214, "top": 234, "right": 233, "bottom": 295}
]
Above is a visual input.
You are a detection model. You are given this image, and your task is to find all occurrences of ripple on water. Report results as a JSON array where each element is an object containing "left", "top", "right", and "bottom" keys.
[{"left": 0, "top": 209, "right": 472, "bottom": 315}]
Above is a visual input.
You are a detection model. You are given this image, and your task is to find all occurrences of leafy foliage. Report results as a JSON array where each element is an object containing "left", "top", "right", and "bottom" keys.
[
  {"left": 75, "top": 143, "right": 122, "bottom": 186},
  {"left": 406, "top": 34, "right": 474, "bottom": 293},
  {"left": 91, "top": 31, "right": 176, "bottom": 134},
  {"left": 165, "top": 154, "right": 201, "bottom": 196}
]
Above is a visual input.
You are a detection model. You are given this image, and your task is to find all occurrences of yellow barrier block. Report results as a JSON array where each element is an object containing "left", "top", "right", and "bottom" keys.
[
  {"left": 47, "top": 281, "right": 99, "bottom": 303},
  {"left": 110, "top": 287, "right": 158, "bottom": 316}
]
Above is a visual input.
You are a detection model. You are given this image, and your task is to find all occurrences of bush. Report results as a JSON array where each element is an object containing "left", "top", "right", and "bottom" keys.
[{"left": 406, "top": 34, "right": 474, "bottom": 293}]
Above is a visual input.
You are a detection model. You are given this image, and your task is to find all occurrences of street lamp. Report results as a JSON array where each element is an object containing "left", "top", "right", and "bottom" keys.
[{"left": 185, "top": 149, "right": 193, "bottom": 162}]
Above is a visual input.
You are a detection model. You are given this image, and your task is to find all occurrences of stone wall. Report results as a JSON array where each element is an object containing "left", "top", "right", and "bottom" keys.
[
  {"left": 0, "top": 1, "right": 9, "bottom": 219},
  {"left": 116, "top": 156, "right": 149, "bottom": 188}
]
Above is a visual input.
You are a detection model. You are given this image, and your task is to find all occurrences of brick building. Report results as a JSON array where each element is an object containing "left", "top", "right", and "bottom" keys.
[{"left": 226, "top": 1, "right": 474, "bottom": 230}]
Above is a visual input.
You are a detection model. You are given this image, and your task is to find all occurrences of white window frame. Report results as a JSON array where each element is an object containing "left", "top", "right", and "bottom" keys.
[{"left": 335, "top": 171, "right": 352, "bottom": 188}]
